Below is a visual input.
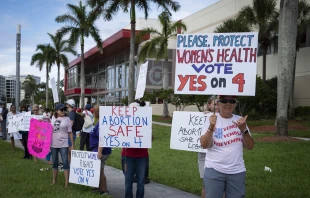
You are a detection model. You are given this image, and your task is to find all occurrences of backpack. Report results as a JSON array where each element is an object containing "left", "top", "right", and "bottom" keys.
[{"left": 73, "top": 112, "right": 84, "bottom": 131}]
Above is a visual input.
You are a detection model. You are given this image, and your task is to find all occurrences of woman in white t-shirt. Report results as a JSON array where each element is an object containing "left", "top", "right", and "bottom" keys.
[
  {"left": 200, "top": 95, "right": 254, "bottom": 198},
  {"left": 6, "top": 105, "right": 21, "bottom": 151},
  {"left": 51, "top": 103, "right": 74, "bottom": 187},
  {"left": 79, "top": 104, "right": 94, "bottom": 151}
]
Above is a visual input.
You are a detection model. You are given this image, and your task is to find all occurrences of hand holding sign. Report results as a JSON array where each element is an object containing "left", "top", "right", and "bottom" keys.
[
  {"left": 209, "top": 114, "right": 217, "bottom": 131},
  {"left": 232, "top": 115, "right": 248, "bottom": 132}
]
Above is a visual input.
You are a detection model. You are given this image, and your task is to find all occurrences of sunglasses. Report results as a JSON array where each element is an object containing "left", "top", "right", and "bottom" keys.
[
  {"left": 219, "top": 99, "right": 237, "bottom": 104},
  {"left": 33, "top": 109, "right": 38, "bottom": 111},
  {"left": 58, "top": 109, "right": 65, "bottom": 112}
]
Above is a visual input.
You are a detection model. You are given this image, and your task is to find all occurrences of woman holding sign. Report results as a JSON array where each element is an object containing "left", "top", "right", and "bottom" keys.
[
  {"left": 51, "top": 103, "right": 74, "bottom": 187},
  {"left": 90, "top": 105, "right": 111, "bottom": 196},
  {"left": 200, "top": 95, "right": 254, "bottom": 198},
  {"left": 198, "top": 95, "right": 219, "bottom": 198},
  {"left": 19, "top": 105, "right": 32, "bottom": 159}
]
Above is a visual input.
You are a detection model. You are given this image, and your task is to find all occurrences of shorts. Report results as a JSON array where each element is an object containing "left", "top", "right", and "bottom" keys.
[
  {"left": 198, "top": 152, "right": 206, "bottom": 178},
  {"left": 101, "top": 155, "right": 109, "bottom": 169},
  {"left": 68, "top": 134, "right": 77, "bottom": 147}
]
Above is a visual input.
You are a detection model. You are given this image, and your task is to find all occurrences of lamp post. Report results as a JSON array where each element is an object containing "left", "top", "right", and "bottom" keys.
[{"left": 16, "top": 24, "right": 21, "bottom": 110}]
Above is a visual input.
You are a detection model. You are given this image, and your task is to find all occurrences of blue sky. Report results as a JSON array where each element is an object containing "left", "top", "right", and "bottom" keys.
[{"left": 0, "top": 0, "right": 219, "bottom": 84}]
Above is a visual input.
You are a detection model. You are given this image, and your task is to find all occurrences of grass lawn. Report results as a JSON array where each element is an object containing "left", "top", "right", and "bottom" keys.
[
  {"left": 1, "top": 124, "right": 310, "bottom": 197},
  {"left": 106, "top": 125, "right": 310, "bottom": 197},
  {"left": 152, "top": 115, "right": 172, "bottom": 124}
]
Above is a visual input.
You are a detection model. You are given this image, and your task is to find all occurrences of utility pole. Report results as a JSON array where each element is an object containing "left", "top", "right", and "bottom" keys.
[{"left": 16, "top": 24, "right": 21, "bottom": 110}]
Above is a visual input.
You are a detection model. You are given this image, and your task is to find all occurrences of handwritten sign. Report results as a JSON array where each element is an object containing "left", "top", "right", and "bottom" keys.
[
  {"left": 170, "top": 111, "right": 210, "bottom": 152},
  {"left": 50, "top": 77, "right": 59, "bottom": 103},
  {"left": 174, "top": 32, "right": 258, "bottom": 96},
  {"left": 27, "top": 118, "right": 53, "bottom": 158},
  {"left": 135, "top": 61, "right": 149, "bottom": 99},
  {"left": 99, "top": 106, "right": 152, "bottom": 148},
  {"left": 18, "top": 114, "right": 43, "bottom": 131},
  {"left": 7, "top": 112, "right": 31, "bottom": 133},
  {"left": 69, "top": 150, "right": 101, "bottom": 187},
  {"left": 13, "top": 132, "right": 22, "bottom": 140}
]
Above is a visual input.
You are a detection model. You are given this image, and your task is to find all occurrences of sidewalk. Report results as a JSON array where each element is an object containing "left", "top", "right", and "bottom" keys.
[
  {"left": 153, "top": 121, "right": 172, "bottom": 127},
  {"left": 5, "top": 137, "right": 199, "bottom": 198}
]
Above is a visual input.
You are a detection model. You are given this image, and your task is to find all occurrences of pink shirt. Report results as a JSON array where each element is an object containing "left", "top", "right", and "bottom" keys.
[{"left": 51, "top": 116, "right": 72, "bottom": 148}]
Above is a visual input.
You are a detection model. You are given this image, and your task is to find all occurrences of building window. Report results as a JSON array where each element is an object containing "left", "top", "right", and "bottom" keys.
[{"left": 68, "top": 66, "right": 77, "bottom": 89}]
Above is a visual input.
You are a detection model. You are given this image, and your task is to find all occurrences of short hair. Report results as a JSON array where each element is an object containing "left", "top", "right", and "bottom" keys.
[{"left": 33, "top": 104, "right": 39, "bottom": 109}]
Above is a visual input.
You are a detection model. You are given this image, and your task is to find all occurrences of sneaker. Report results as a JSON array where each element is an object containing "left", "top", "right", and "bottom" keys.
[
  {"left": 144, "top": 178, "right": 150, "bottom": 184},
  {"left": 100, "top": 191, "right": 110, "bottom": 196}
]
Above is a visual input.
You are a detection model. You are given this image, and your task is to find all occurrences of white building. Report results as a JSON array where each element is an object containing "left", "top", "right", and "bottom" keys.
[{"left": 5, "top": 75, "right": 17, "bottom": 102}]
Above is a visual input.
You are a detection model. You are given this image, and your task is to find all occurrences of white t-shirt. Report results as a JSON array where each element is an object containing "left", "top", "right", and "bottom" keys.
[
  {"left": 82, "top": 110, "right": 94, "bottom": 133},
  {"left": 203, "top": 113, "right": 251, "bottom": 174}
]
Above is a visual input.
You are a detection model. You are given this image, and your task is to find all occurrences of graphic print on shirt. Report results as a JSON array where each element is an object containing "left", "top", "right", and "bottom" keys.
[
  {"left": 54, "top": 120, "right": 62, "bottom": 132},
  {"left": 213, "top": 123, "right": 242, "bottom": 147}
]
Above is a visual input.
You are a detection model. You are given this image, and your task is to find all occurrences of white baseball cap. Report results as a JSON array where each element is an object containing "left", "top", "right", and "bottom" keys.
[
  {"left": 129, "top": 102, "right": 140, "bottom": 107},
  {"left": 66, "top": 99, "right": 75, "bottom": 107}
]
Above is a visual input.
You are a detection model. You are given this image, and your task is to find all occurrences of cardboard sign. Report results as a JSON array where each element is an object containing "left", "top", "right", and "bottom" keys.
[
  {"left": 50, "top": 77, "right": 59, "bottom": 103},
  {"left": 99, "top": 106, "right": 152, "bottom": 148},
  {"left": 135, "top": 61, "right": 149, "bottom": 99},
  {"left": 170, "top": 111, "right": 210, "bottom": 152},
  {"left": 27, "top": 118, "right": 53, "bottom": 159},
  {"left": 174, "top": 32, "right": 258, "bottom": 96},
  {"left": 18, "top": 114, "right": 43, "bottom": 131},
  {"left": 7, "top": 112, "right": 31, "bottom": 133},
  {"left": 69, "top": 150, "right": 101, "bottom": 187}
]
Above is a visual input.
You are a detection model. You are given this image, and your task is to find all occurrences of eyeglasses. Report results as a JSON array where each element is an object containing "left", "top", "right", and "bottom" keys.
[
  {"left": 219, "top": 99, "right": 237, "bottom": 104},
  {"left": 58, "top": 109, "right": 65, "bottom": 112},
  {"left": 33, "top": 109, "right": 38, "bottom": 111}
]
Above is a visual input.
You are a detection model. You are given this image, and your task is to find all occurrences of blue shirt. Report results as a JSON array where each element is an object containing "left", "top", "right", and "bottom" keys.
[
  {"left": 68, "top": 110, "right": 76, "bottom": 135},
  {"left": 90, "top": 123, "right": 111, "bottom": 155}
]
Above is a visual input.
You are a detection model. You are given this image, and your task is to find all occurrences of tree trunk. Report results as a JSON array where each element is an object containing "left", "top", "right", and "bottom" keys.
[
  {"left": 262, "top": 46, "right": 267, "bottom": 82},
  {"left": 80, "top": 41, "right": 85, "bottom": 109},
  {"left": 128, "top": 0, "right": 136, "bottom": 105},
  {"left": 289, "top": 53, "right": 297, "bottom": 118},
  {"left": 57, "top": 62, "right": 61, "bottom": 103},
  {"left": 277, "top": 0, "right": 298, "bottom": 136},
  {"left": 162, "top": 57, "right": 169, "bottom": 117},
  {"left": 46, "top": 64, "right": 49, "bottom": 108}
]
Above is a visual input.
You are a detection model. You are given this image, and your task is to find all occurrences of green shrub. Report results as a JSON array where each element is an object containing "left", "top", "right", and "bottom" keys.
[{"left": 295, "top": 106, "right": 310, "bottom": 117}]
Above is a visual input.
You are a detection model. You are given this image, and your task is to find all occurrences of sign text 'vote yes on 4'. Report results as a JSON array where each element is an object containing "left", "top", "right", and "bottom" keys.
[
  {"left": 174, "top": 32, "right": 258, "bottom": 96},
  {"left": 99, "top": 106, "right": 152, "bottom": 148}
]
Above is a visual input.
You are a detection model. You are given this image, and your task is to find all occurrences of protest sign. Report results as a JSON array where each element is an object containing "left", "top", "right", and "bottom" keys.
[
  {"left": 27, "top": 118, "right": 53, "bottom": 158},
  {"left": 13, "top": 132, "right": 22, "bottom": 140},
  {"left": 7, "top": 112, "right": 31, "bottom": 133},
  {"left": 50, "top": 77, "right": 59, "bottom": 103},
  {"left": 135, "top": 61, "right": 149, "bottom": 99},
  {"left": 99, "top": 106, "right": 152, "bottom": 148},
  {"left": 18, "top": 114, "right": 43, "bottom": 131},
  {"left": 69, "top": 150, "right": 101, "bottom": 187},
  {"left": 170, "top": 111, "right": 210, "bottom": 152},
  {"left": 174, "top": 32, "right": 258, "bottom": 96}
]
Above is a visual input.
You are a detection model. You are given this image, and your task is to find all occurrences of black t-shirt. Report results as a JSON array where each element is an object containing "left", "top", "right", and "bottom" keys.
[
  {"left": 68, "top": 110, "right": 76, "bottom": 136},
  {"left": 2, "top": 108, "right": 8, "bottom": 119}
]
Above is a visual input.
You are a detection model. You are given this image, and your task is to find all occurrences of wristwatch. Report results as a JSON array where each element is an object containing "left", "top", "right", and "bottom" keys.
[{"left": 242, "top": 129, "right": 249, "bottom": 135}]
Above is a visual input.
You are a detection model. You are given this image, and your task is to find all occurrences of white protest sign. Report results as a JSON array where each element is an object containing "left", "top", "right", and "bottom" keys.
[
  {"left": 18, "top": 114, "right": 43, "bottom": 131},
  {"left": 69, "top": 150, "right": 101, "bottom": 187},
  {"left": 170, "top": 111, "right": 210, "bottom": 152},
  {"left": 99, "top": 106, "right": 152, "bottom": 148},
  {"left": 13, "top": 132, "right": 22, "bottom": 140},
  {"left": 7, "top": 112, "right": 31, "bottom": 133},
  {"left": 135, "top": 61, "right": 149, "bottom": 99},
  {"left": 50, "top": 77, "right": 59, "bottom": 103},
  {"left": 174, "top": 32, "right": 258, "bottom": 96}
]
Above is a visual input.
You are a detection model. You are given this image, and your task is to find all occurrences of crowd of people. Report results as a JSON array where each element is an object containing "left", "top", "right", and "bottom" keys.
[{"left": 0, "top": 95, "right": 254, "bottom": 198}]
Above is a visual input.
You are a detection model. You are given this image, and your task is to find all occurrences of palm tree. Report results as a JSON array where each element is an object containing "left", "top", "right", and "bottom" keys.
[
  {"left": 277, "top": 0, "right": 298, "bottom": 136},
  {"left": 48, "top": 33, "right": 77, "bottom": 101},
  {"left": 30, "top": 44, "right": 54, "bottom": 108},
  {"left": 136, "top": 11, "right": 186, "bottom": 117},
  {"left": 239, "top": 0, "right": 279, "bottom": 82},
  {"left": 22, "top": 75, "right": 38, "bottom": 106},
  {"left": 88, "top": 0, "right": 181, "bottom": 105},
  {"left": 55, "top": 1, "right": 103, "bottom": 108},
  {"left": 289, "top": 0, "right": 310, "bottom": 117},
  {"left": 214, "top": 16, "right": 251, "bottom": 33}
]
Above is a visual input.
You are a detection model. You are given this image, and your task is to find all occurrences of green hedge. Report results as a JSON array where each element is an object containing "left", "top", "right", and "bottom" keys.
[{"left": 295, "top": 106, "right": 310, "bottom": 117}]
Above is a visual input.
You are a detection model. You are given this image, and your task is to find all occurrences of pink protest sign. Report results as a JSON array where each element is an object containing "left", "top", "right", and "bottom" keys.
[{"left": 27, "top": 118, "right": 53, "bottom": 159}]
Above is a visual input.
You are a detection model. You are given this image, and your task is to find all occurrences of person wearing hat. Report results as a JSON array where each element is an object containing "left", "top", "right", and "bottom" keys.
[
  {"left": 65, "top": 99, "right": 76, "bottom": 163},
  {"left": 200, "top": 95, "right": 254, "bottom": 198},
  {"left": 80, "top": 103, "right": 94, "bottom": 151},
  {"left": 51, "top": 103, "right": 74, "bottom": 187}
]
